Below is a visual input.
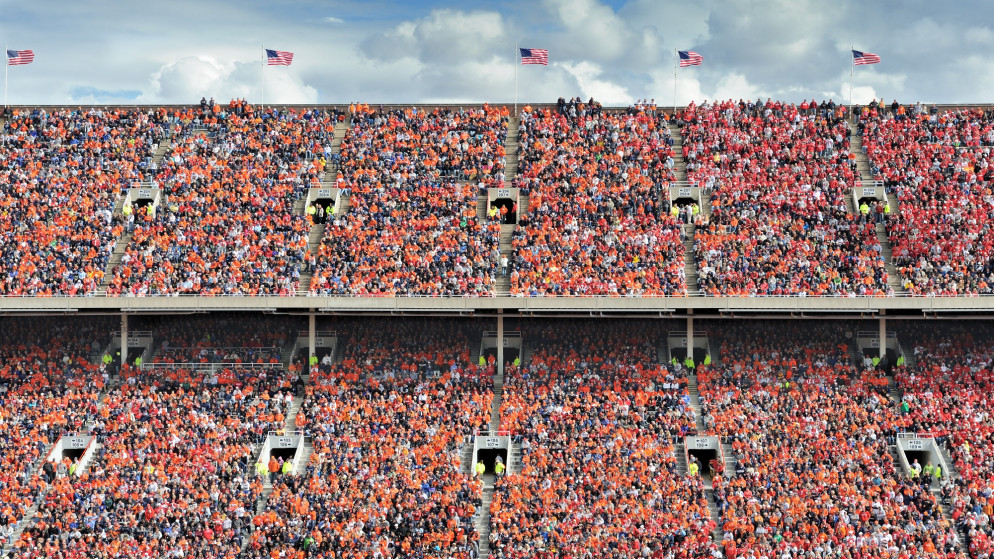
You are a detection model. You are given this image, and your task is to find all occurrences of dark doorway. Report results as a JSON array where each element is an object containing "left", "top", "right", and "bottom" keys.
[
  {"left": 314, "top": 197, "right": 335, "bottom": 224},
  {"left": 270, "top": 447, "right": 297, "bottom": 463},
  {"left": 688, "top": 447, "right": 722, "bottom": 480},
  {"left": 476, "top": 448, "right": 508, "bottom": 475},
  {"left": 670, "top": 345, "right": 707, "bottom": 364},
  {"left": 483, "top": 347, "right": 519, "bottom": 365},
  {"left": 492, "top": 198, "right": 517, "bottom": 225},
  {"left": 63, "top": 446, "right": 86, "bottom": 463}
]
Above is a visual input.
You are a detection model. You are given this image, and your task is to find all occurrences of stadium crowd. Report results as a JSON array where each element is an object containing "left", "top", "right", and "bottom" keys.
[
  {"left": 105, "top": 106, "right": 337, "bottom": 296},
  {"left": 509, "top": 101, "right": 687, "bottom": 296},
  {"left": 680, "top": 99, "right": 890, "bottom": 296},
  {"left": 244, "top": 320, "right": 491, "bottom": 558},
  {"left": 858, "top": 105, "right": 994, "bottom": 295},
  {"left": 893, "top": 322, "right": 994, "bottom": 557},
  {"left": 0, "top": 318, "right": 113, "bottom": 549},
  {"left": 699, "top": 320, "right": 963, "bottom": 558},
  {"left": 491, "top": 321, "right": 718, "bottom": 558},
  {"left": 0, "top": 108, "right": 168, "bottom": 295},
  {"left": 309, "top": 105, "right": 506, "bottom": 296}
]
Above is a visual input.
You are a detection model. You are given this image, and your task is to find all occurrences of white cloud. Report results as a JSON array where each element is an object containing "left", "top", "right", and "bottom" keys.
[
  {"left": 324, "top": 17, "right": 344, "bottom": 24},
  {"left": 559, "top": 61, "right": 633, "bottom": 105},
  {"left": 138, "top": 56, "right": 318, "bottom": 104}
]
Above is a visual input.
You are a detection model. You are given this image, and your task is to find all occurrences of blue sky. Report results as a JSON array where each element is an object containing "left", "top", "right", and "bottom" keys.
[{"left": 2, "top": 0, "right": 993, "bottom": 106}]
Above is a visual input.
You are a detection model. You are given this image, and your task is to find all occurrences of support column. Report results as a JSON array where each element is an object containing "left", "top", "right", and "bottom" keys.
[
  {"left": 308, "top": 312, "right": 316, "bottom": 369},
  {"left": 687, "top": 313, "right": 694, "bottom": 365},
  {"left": 879, "top": 315, "right": 886, "bottom": 359},
  {"left": 497, "top": 310, "right": 505, "bottom": 384},
  {"left": 120, "top": 313, "right": 129, "bottom": 367}
]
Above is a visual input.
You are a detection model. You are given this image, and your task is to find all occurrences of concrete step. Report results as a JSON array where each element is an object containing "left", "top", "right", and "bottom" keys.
[
  {"left": 331, "top": 120, "right": 350, "bottom": 155},
  {"left": 292, "top": 443, "right": 313, "bottom": 475},
  {"left": 3, "top": 499, "right": 42, "bottom": 555},
  {"left": 100, "top": 233, "right": 133, "bottom": 289},
  {"left": 504, "top": 117, "right": 520, "bottom": 185},
  {"left": 683, "top": 235, "right": 697, "bottom": 295},
  {"left": 705, "top": 488, "right": 723, "bottom": 543},
  {"left": 284, "top": 394, "right": 305, "bottom": 432}
]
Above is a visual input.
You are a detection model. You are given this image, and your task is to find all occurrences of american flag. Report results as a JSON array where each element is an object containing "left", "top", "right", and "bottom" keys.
[
  {"left": 678, "top": 51, "right": 703, "bottom": 67},
  {"left": 520, "top": 48, "right": 548, "bottom": 65},
  {"left": 266, "top": 49, "right": 294, "bottom": 66},
  {"left": 6, "top": 50, "right": 34, "bottom": 66},
  {"left": 852, "top": 50, "right": 881, "bottom": 65}
]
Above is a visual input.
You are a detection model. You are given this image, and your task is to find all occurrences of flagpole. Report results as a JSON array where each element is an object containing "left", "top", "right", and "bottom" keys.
[
  {"left": 261, "top": 45, "right": 265, "bottom": 112},
  {"left": 849, "top": 45, "right": 854, "bottom": 107},
  {"left": 673, "top": 49, "right": 677, "bottom": 118},
  {"left": 4, "top": 45, "right": 8, "bottom": 110},
  {"left": 514, "top": 43, "right": 518, "bottom": 116}
]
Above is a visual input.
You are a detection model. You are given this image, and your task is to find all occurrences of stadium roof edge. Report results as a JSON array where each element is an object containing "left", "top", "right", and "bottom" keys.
[{"left": 4, "top": 295, "right": 994, "bottom": 317}]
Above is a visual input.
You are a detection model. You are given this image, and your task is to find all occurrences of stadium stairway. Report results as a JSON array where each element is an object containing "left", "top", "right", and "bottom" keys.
[
  {"left": 686, "top": 367, "right": 707, "bottom": 433},
  {"left": 683, "top": 234, "right": 697, "bottom": 295},
  {"left": 460, "top": 437, "right": 475, "bottom": 475},
  {"left": 477, "top": 195, "right": 488, "bottom": 220},
  {"left": 705, "top": 489, "right": 723, "bottom": 543},
  {"left": 496, "top": 225, "right": 514, "bottom": 295},
  {"left": 850, "top": 117, "right": 906, "bottom": 295},
  {"left": 99, "top": 232, "right": 133, "bottom": 291},
  {"left": 476, "top": 472, "right": 496, "bottom": 558},
  {"left": 298, "top": 223, "right": 325, "bottom": 293},
  {"left": 503, "top": 117, "right": 520, "bottom": 188},
  {"left": 3, "top": 500, "right": 42, "bottom": 557}
]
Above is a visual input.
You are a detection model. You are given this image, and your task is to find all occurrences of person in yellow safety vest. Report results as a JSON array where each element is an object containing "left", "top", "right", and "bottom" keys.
[
  {"left": 134, "top": 356, "right": 142, "bottom": 368},
  {"left": 671, "top": 357, "right": 680, "bottom": 367},
  {"left": 859, "top": 201, "right": 870, "bottom": 223},
  {"left": 479, "top": 355, "right": 486, "bottom": 367},
  {"left": 896, "top": 354, "right": 905, "bottom": 367},
  {"left": 884, "top": 201, "right": 891, "bottom": 216},
  {"left": 475, "top": 460, "right": 486, "bottom": 477},
  {"left": 670, "top": 204, "right": 679, "bottom": 220},
  {"left": 934, "top": 465, "right": 942, "bottom": 480},
  {"left": 281, "top": 460, "right": 292, "bottom": 475},
  {"left": 256, "top": 461, "right": 268, "bottom": 477},
  {"left": 306, "top": 203, "right": 317, "bottom": 222},
  {"left": 684, "top": 356, "right": 695, "bottom": 370},
  {"left": 512, "top": 357, "right": 520, "bottom": 367},
  {"left": 495, "top": 459, "right": 506, "bottom": 476},
  {"left": 488, "top": 205, "right": 499, "bottom": 220},
  {"left": 872, "top": 355, "right": 881, "bottom": 368},
  {"left": 703, "top": 354, "right": 712, "bottom": 366},
  {"left": 309, "top": 354, "right": 318, "bottom": 368},
  {"left": 688, "top": 461, "right": 699, "bottom": 476}
]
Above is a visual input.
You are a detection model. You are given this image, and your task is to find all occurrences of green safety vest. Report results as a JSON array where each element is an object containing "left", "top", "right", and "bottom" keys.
[
  {"left": 860, "top": 203, "right": 870, "bottom": 215},
  {"left": 512, "top": 357, "right": 520, "bottom": 367},
  {"left": 309, "top": 355, "right": 319, "bottom": 366},
  {"left": 475, "top": 462, "right": 486, "bottom": 475},
  {"left": 934, "top": 466, "right": 942, "bottom": 479},
  {"left": 896, "top": 355, "right": 905, "bottom": 367},
  {"left": 479, "top": 356, "right": 486, "bottom": 366},
  {"left": 282, "top": 461, "right": 292, "bottom": 474},
  {"left": 671, "top": 357, "right": 679, "bottom": 366},
  {"left": 307, "top": 205, "right": 316, "bottom": 215},
  {"left": 872, "top": 356, "right": 880, "bottom": 367},
  {"left": 703, "top": 355, "right": 712, "bottom": 366},
  {"left": 134, "top": 357, "right": 142, "bottom": 367},
  {"left": 884, "top": 203, "right": 891, "bottom": 214},
  {"left": 257, "top": 462, "right": 268, "bottom": 476},
  {"left": 495, "top": 462, "right": 506, "bottom": 475},
  {"left": 685, "top": 358, "right": 695, "bottom": 369},
  {"left": 102, "top": 354, "right": 112, "bottom": 365},
  {"left": 688, "top": 462, "right": 699, "bottom": 475}
]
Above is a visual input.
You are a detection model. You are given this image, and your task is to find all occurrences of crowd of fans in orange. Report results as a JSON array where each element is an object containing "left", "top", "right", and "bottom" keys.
[
  {"left": 859, "top": 105, "right": 994, "bottom": 295},
  {"left": 681, "top": 99, "right": 890, "bottom": 296},
  {"left": 309, "top": 106, "right": 507, "bottom": 296},
  {"left": 245, "top": 320, "right": 492, "bottom": 558},
  {"left": 106, "top": 106, "right": 338, "bottom": 296},
  {"left": 510, "top": 100, "right": 687, "bottom": 296},
  {"left": 491, "top": 321, "right": 717, "bottom": 558},
  {"left": 0, "top": 108, "right": 168, "bottom": 295},
  {"left": 699, "top": 320, "right": 962, "bottom": 558}
]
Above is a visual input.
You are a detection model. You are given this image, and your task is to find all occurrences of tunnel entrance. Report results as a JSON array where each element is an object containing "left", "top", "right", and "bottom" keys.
[
  {"left": 476, "top": 448, "right": 508, "bottom": 475},
  {"left": 492, "top": 198, "right": 517, "bottom": 225}
]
